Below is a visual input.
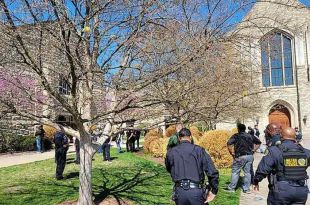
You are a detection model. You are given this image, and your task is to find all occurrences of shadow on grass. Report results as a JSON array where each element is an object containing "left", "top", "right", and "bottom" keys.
[
  {"left": 0, "top": 152, "right": 172, "bottom": 205},
  {"left": 93, "top": 169, "right": 167, "bottom": 204},
  {"left": 66, "top": 172, "right": 79, "bottom": 179}
]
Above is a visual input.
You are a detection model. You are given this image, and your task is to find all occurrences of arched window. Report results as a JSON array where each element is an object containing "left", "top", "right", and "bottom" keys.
[{"left": 261, "top": 32, "right": 294, "bottom": 87}]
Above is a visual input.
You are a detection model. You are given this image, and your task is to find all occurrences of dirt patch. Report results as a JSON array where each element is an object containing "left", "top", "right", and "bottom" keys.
[
  {"left": 4, "top": 186, "right": 23, "bottom": 194},
  {"left": 59, "top": 197, "right": 133, "bottom": 205},
  {"left": 134, "top": 150, "right": 165, "bottom": 166}
]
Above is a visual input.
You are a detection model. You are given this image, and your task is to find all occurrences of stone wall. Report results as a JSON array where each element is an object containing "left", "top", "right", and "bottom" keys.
[{"left": 218, "top": 0, "right": 310, "bottom": 139}]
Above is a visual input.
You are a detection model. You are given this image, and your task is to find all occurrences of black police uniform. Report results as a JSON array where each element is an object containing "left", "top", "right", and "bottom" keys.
[
  {"left": 165, "top": 141, "right": 219, "bottom": 205},
  {"left": 54, "top": 131, "right": 69, "bottom": 180},
  {"left": 254, "top": 140, "right": 310, "bottom": 205}
]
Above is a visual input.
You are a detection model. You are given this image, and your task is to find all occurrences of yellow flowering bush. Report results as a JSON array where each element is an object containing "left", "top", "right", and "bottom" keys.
[
  {"left": 165, "top": 125, "right": 176, "bottom": 138},
  {"left": 43, "top": 125, "right": 57, "bottom": 139},
  {"left": 144, "top": 129, "right": 162, "bottom": 153},
  {"left": 190, "top": 126, "right": 202, "bottom": 140},
  {"left": 199, "top": 130, "right": 233, "bottom": 168}
]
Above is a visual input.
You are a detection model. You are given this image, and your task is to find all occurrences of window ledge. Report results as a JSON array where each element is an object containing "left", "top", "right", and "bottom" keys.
[{"left": 261, "top": 85, "right": 296, "bottom": 90}]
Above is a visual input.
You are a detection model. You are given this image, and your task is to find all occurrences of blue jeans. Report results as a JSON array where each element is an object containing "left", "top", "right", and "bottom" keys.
[
  {"left": 116, "top": 142, "right": 122, "bottom": 153},
  {"left": 228, "top": 155, "right": 254, "bottom": 192},
  {"left": 36, "top": 136, "right": 42, "bottom": 152}
]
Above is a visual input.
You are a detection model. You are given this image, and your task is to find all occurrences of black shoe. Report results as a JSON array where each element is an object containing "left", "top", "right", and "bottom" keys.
[{"left": 56, "top": 176, "right": 64, "bottom": 180}]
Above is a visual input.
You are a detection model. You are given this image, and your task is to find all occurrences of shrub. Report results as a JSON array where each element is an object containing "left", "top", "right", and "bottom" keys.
[
  {"left": 144, "top": 129, "right": 162, "bottom": 153},
  {"left": 165, "top": 125, "right": 176, "bottom": 138},
  {"left": 43, "top": 125, "right": 57, "bottom": 139},
  {"left": 190, "top": 126, "right": 202, "bottom": 140},
  {"left": 231, "top": 128, "right": 238, "bottom": 135},
  {"left": 199, "top": 130, "right": 233, "bottom": 168},
  {"left": 0, "top": 133, "right": 37, "bottom": 153}
]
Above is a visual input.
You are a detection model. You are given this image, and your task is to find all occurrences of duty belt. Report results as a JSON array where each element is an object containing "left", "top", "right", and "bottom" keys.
[
  {"left": 175, "top": 180, "right": 203, "bottom": 190},
  {"left": 277, "top": 176, "right": 306, "bottom": 186}
]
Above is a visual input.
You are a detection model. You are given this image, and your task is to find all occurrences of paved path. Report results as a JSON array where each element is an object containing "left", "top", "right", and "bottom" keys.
[
  {"left": 239, "top": 153, "right": 271, "bottom": 205},
  {"left": 0, "top": 141, "right": 130, "bottom": 168},
  {"left": 0, "top": 145, "right": 75, "bottom": 168}
]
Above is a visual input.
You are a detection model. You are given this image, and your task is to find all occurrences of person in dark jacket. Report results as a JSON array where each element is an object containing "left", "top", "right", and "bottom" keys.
[
  {"left": 35, "top": 125, "right": 45, "bottom": 153},
  {"left": 165, "top": 128, "right": 219, "bottom": 205},
  {"left": 126, "top": 129, "right": 134, "bottom": 152},
  {"left": 102, "top": 136, "right": 112, "bottom": 162},
  {"left": 248, "top": 126, "right": 255, "bottom": 136},
  {"left": 134, "top": 130, "right": 141, "bottom": 150},
  {"left": 53, "top": 129, "right": 69, "bottom": 180},
  {"left": 254, "top": 127, "right": 310, "bottom": 205},
  {"left": 226, "top": 124, "right": 261, "bottom": 193},
  {"left": 254, "top": 125, "right": 260, "bottom": 138}
]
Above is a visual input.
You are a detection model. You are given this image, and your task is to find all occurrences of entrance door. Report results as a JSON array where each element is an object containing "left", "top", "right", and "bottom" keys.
[{"left": 269, "top": 104, "right": 291, "bottom": 128}]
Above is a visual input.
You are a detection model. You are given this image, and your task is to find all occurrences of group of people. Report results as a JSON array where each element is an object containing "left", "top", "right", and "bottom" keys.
[
  {"left": 164, "top": 123, "right": 309, "bottom": 205},
  {"left": 51, "top": 126, "right": 143, "bottom": 180}
]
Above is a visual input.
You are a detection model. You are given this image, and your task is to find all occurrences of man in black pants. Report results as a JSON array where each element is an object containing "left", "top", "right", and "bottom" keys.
[
  {"left": 53, "top": 130, "right": 69, "bottom": 180},
  {"left": 165, "top": 128, "right": 219, "bottom": 204},
  {"left": 102, "top": 136, "right": 111, "bottom": 162},
  {"left": 135, "top": 130, "right": 141, "bottom": 151}
]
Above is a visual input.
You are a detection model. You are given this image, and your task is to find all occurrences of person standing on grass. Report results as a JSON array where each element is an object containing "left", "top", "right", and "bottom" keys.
[
  {"left": 53, "top": 127, "right": 69, "bottom": 180},
  {"left": 102, "top": 135, "right": 112, "bottom": 162},
  {"left": 35, "top": 125, "right": 45, "bottom": 153},
  {"left": 165, "top": 128, "right": 219, "bottom": 205},
  {"left": 116, "top": 130, "right": 124, "bottom": 153},
  {"left": 226, "top": 123, "right": 261, "bottom": 193},
  {"left": 135, "top": 129, "right": 141, "bottom": 151}
]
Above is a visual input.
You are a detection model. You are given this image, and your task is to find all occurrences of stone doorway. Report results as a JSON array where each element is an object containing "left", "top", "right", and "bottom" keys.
[{"left": 269, "top": 104, "right": 291, "bottom": 128}]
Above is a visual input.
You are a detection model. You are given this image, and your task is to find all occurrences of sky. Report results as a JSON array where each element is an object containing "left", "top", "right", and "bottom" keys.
[{"left": 300, "top": 0, "right": 310, "bottom": 6}]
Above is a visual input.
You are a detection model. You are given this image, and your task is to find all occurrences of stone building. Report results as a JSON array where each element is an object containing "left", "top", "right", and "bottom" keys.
[
  {"left": 0, "top": 22, "right": 105, "bottom": 137},
  {"left": 218, "top": 0, "right": 310, "bottom": 141}
]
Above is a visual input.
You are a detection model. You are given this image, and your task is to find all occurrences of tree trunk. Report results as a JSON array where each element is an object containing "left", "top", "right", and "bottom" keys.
[{"left": 77, "top": 135, "right": 95, "bottom": 205}]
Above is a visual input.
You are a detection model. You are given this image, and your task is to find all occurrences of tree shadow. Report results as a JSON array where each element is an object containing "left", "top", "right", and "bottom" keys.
[
  {"left": 93, "top": 165, "right": 170, "bottom": 205},
  {"left": 5, "top": 158, "right": 171, "bottom": 205},
  {"left": 66, "top": 172, "right": 79, "bottom": 179}
]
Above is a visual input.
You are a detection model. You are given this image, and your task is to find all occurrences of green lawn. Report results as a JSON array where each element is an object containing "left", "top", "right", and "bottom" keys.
[{"left": 0, "top": 149, "right": 239, "bottom": 205}]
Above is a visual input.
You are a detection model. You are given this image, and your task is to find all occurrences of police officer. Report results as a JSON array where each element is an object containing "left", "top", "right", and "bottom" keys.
[
  {"left": 53, "top": 129, "right": 69, "bottom": 180},
  {"left": 226, "top": 123, "right": 261, "bottom": 192},
  {"left": 264, "top": 123, "right": 281, "bottom": 147},
  {"left": 165, "top": 128, "right": 219, "bottom": 205},
  {"left": 253, "top": 127, "right": 310, "bottom": 205}
]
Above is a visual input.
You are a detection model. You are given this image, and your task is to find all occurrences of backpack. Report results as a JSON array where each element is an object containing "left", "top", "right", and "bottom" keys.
[{"left": 54, "top": 131, "right": 65, "bottom": 148}]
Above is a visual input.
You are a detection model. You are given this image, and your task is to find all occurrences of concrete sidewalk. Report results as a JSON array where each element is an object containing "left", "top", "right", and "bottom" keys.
[
  {"left": 0, "top": 141, "right": 130, "bottom": 168},
  {"left": 0, "top": 145, "right": 75, "bottom": 168},
  {"left": 239, "top": 153, "right": 270, "bottom": 205}
]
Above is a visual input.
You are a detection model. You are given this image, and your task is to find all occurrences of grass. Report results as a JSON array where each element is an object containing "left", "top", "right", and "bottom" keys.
[{"left": 0, "top": 149, "right": 240, "bottom": 205}]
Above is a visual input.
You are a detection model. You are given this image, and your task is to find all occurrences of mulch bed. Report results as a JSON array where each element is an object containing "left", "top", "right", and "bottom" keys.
[{"left": 134, "top": 150, "right": 165, "bottom": 166}]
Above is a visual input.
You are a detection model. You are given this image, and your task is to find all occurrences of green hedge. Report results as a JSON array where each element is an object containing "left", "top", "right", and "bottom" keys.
[{"left": 0, "top": 133, "right": 53, "bottom": 153}]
